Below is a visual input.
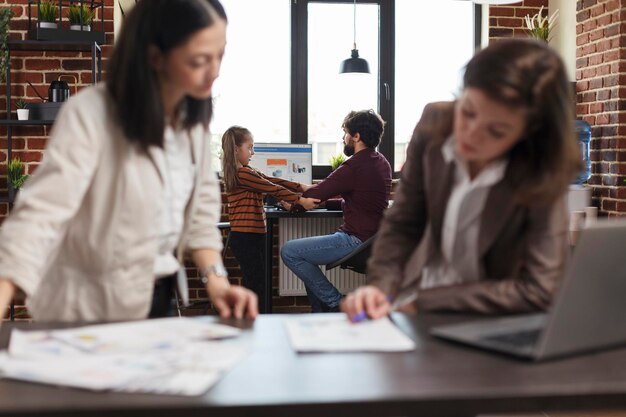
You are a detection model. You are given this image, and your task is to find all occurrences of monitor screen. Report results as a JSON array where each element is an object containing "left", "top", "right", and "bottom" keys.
[{"left": 249, "top": 143, "right": 313, "bottom": 185}]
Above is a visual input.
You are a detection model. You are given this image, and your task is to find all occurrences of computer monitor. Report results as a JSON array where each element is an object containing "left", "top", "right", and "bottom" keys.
[{"left": 249, "top": 143, "right": 313, "bottom": 185}]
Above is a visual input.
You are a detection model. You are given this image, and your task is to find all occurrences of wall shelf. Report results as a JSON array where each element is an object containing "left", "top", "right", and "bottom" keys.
[
  {"left": 0, "top": 120, "right": 55, "bottom": 126},
  {"left": 2, "top": 39, "right": 102, "bottom": 211},
  {"left": 8, "top": 39, "right": 96, "bottom": 52},
  {"left": 27, "top": 0, "right": 106, "bottom": 44}
]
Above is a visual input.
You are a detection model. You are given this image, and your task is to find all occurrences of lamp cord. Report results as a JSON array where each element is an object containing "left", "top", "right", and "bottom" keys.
[{"left": 352, "top": 0, "right": 357, "bottom": 49}]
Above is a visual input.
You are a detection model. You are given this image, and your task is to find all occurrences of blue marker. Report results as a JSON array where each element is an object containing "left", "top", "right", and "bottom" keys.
[
  {"left": 351, "top": 311, "right": 368, "bottom": 323},
  {"left": 351, "top": 292, "right": 418, "bottom": 324}
]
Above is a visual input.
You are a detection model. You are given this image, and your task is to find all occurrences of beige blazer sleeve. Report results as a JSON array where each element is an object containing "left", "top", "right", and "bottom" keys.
[{"left": 0, "top": 96, "right": 101, "bottom": 296}]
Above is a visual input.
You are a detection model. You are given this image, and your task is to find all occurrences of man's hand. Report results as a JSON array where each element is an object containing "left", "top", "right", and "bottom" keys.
[
  {"left": 341, "top": 285, "right": 390, "bottom": 321},
  {"left": 298, "top": 197, "right": 320, "bottom": 210}
]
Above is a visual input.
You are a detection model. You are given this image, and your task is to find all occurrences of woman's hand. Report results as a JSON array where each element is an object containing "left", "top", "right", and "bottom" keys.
[
  {"left": 192, "top": 250, "right": 257, "bottom": 319},
  {"left": 0, "top": 279, "right": 15, "bottom": 326},
  {"left": 210, "top": 285, "right": 258, "bottom": 319},
  {"left": 341, "top": 285, "right": 391, "bottom": 321},
  {"left": 298, "top": 197, "right": 320, "bottom": 210},
  {"left": 279, "top": 200, "right": 292, "bottom": 211}
]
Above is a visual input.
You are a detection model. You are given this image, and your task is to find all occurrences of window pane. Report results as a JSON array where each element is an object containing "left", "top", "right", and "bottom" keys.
[
  {"left": 210, "top": 0, "right": 291, "bottom": 170},
  {"left": 394, "top": 0, "right": 474, "bottom": 171},
  {"left": 308, "top": 3, "right": 379, "bottom": 166}
]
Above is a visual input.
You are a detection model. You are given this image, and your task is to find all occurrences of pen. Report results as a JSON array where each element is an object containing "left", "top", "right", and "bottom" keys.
[
  {"left": 350, "top": 290, "right": 418, "bottom": 323},
  {"left": 351, "top": 311, "right": 368, "bottom": 323}
]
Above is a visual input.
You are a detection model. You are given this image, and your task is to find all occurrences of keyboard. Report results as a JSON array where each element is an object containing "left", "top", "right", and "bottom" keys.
[{"left": 482, "top": 328, "right": 542, "bottom": 349}]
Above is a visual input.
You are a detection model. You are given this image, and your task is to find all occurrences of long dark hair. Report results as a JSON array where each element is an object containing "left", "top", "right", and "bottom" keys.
[
  {"left": 463, "top": 38, "right": 582, "bottom": 206},
  {"left": 221, "top": 126, "right": 252, "bottom": 192},
  {"left": 107, "top": 0, "right": 227, "bottom": 151}
]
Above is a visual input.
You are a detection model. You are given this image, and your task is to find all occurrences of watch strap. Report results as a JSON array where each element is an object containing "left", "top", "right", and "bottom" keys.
[{"left": 200, "top": 264, "right": 228, "bottom": 285}]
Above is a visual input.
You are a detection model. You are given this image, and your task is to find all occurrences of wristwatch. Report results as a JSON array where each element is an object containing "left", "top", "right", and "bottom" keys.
[{"left": 200, "top": 263, "right": 228, "bottom": 285}]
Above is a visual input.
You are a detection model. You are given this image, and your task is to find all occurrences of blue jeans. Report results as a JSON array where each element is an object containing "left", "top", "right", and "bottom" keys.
[{"left": 280, "top": 232, "right": 362, "bottom": 312}]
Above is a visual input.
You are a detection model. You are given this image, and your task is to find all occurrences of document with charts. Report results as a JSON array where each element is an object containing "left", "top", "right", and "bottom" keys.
[
  {"left": 0, "top": 317, "right": 247, "bottom": 396},
  {"left": 284, "top": 314, "right": 415, "bottom": 352}
]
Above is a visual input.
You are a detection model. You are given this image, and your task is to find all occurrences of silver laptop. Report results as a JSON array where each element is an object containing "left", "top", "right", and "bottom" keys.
[{"left": 430, "top": 219, "right": 626, "bottom": 361}]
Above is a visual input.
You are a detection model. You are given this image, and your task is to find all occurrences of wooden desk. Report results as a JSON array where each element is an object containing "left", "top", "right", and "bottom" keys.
[
  {"left": 263, "top": 208, "right": 343, "bottom": 313},
  {"left": 1, "top": 313, "right": 626, "bottom": 417}
]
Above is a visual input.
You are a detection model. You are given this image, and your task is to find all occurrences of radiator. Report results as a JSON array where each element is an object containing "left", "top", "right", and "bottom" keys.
[{"left": 278, "top": 217, "right": 366, "bottom": 296}]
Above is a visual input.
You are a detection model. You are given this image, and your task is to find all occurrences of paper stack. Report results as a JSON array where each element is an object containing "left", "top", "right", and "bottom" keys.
[{"left": 0, "top": 317, "right": 247, "bottom": 395}]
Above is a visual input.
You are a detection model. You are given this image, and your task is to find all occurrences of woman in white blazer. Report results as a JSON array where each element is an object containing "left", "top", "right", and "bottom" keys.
[{"left": 0, "top": 0, "right": 258, "bottom": 322}]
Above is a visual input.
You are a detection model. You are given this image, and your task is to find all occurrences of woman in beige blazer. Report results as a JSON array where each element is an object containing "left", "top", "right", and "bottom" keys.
[
  {"left": 0, "top": 0, "right": 258, "bottom": 322},
  {"left": 343, "top": 39, "right": 583, "bottom": 320}
]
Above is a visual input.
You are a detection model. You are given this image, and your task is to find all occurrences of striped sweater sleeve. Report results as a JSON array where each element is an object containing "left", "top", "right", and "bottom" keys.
[
  {"left": 237, "top": 167, "right": 300, "bottom": 203},
  {"left": 257, "top": 171, "right": 303, "bottom": 193}
]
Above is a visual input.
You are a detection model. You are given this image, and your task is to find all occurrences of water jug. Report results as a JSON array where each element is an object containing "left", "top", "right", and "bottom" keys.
[{"left": 574, "top": 120, "right": 591, "bottom": 184}]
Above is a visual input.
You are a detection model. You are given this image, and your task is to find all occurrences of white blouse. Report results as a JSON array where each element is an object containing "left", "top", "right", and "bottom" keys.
[{"left": 420, "top": 137, "right": 507, "bottom": 289}]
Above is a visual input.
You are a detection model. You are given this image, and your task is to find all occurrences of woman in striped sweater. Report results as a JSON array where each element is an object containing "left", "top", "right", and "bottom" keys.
[{"left": 221, "top": 126, "right": 319, "bottom": 312}]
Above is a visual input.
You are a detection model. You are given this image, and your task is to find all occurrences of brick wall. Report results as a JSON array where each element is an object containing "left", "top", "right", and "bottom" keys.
[
  {"left": 488, "top": 0, "right": 550, "bottom": 42},
  {"left": 1, "top": 0, "right": 114, "bottom": 205},
  {"left": 489, "top": 0, "right": 626, "bottom": 216},
  {"left": 0, "top": 0, "right": 115, "bottom": 319},
  {"left": 575, "top": 0, "right": 626, "bottom": 216}
]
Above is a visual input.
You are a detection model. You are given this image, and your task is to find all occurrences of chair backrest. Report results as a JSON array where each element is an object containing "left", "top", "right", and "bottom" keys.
[{"left": 325, "top": 234, "right": 377, "bottom": 275}]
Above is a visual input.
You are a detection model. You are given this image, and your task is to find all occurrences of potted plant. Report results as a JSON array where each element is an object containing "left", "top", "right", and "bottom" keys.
[
  {"left": 524, "top": 6, "right": 559, "bottom": 42},
  {"left": 329, "top": 153, "right": 346, "bottom": 171},
  {"left": 38, "top": 1, "right": 59, "bottom": 29},
  {"left": 7, "top": 157, "right": 29, "bottom": 198},
  {"left": 15, "top": 99, "right": 29, "bottom": 121},
  {"left": 0, "top": 8, "right": 12, "bottom": 83},
  {"left": 68, "top": 3, "right": 95, "bottom": 31}
]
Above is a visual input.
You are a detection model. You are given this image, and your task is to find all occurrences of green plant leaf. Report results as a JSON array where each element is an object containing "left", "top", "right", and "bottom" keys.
[
  {"left": 524, "top": 6, "right": 558, "bottom": 43},
  {"left": 39, "top": 1, "right": 60, "bottom": 23},
  {"left": 0, "top": 8, "right": 13, "bottom": 83},
  {"left": 68, "top": 3, "right": 95, "bottom": 26},
  {"left": 329, "top": 154, "right": 346, "bottom": 171},
  {"left": 7, "top": 158, "right": 28, "bottom": 190}
]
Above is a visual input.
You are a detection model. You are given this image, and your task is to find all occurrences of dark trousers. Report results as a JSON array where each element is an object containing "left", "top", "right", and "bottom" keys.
[
  {"left": 228, "top": 231, "right": 267, "bottom": 313},
  {"left": 148, "top": 274, "right": 177, "bottom": 318}
]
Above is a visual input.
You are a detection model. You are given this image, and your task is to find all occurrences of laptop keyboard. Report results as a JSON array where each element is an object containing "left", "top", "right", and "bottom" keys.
[{"left": 482, "top": 328, "right": 542, "bottom": 349}]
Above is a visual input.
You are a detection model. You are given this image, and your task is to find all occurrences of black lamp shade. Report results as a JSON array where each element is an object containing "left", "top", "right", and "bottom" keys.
[{"left": 339, "top": 49, "right": 370, "bottom": 74}]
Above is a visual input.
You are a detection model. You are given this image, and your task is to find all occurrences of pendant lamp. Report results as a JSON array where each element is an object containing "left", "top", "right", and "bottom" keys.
[{"left": 339, "top": 0, "right": 370, "bottom": 74}]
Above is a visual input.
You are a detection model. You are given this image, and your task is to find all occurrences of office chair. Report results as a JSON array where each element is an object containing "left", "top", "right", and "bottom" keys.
[
  {"left": 216, "top": 221, "right": 232, "bottom": 258},
  {"left": 325, "top": 234, "right": 377, "bottom": 275}
]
